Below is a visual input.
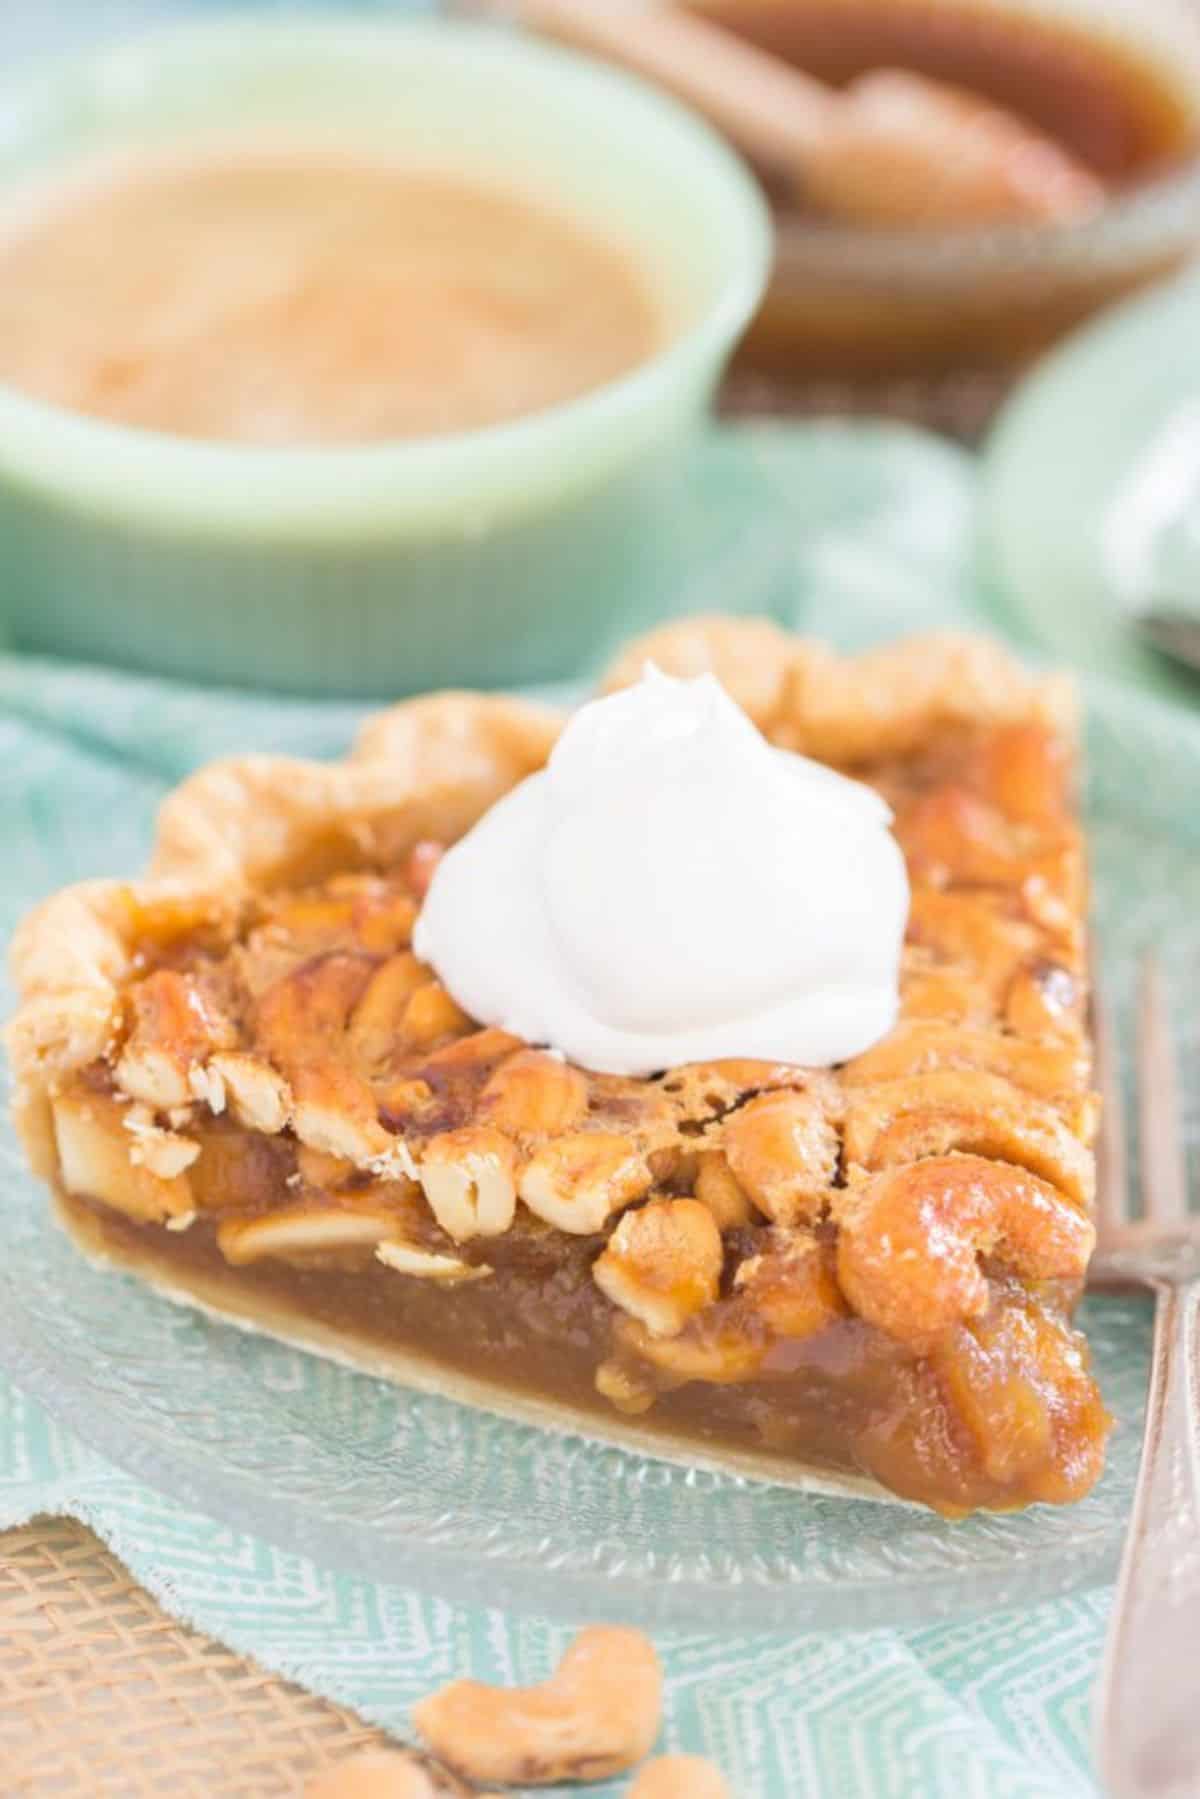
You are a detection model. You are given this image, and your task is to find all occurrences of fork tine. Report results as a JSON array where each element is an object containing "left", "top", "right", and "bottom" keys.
[
  {"left": 1137, "top": 951, "right": 1189, "bottom": 1225},
  {"left": 1092, "top": 967, "right": 1129, "bottom": 1235}
]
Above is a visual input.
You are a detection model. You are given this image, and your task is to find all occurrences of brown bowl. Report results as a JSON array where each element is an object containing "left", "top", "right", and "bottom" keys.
[{"left": 688, "top": 0, "right": 1200, "bottom": 378}]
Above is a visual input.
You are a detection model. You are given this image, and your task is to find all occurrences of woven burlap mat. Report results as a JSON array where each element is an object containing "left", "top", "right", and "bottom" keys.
[{"left": 0, "top": 1517, "right": 401, "bottom": 1796}]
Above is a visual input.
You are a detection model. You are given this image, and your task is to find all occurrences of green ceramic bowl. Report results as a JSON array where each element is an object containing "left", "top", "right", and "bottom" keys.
[{"left": 0, "top": 15, "right": 771, "bottom": 695}]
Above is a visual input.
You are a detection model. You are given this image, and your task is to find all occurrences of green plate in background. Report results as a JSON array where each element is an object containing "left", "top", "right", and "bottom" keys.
[{"left": 981, "top": 267, "right": 1200, "bottom": 705}]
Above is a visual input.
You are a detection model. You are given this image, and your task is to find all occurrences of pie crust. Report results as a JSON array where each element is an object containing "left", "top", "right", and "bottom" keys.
[{"left": 6, "top": 620, "right": 1108, "bottom": 1515}]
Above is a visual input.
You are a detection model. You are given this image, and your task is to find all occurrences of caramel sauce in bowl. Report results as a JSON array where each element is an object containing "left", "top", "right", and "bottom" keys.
[
  {"left": 0, "top": 17, "right": 770, "bottom": 694},
  {"left": 688, "top": 0, "right": 1200, "bottom": 377},
  {"left": 0, "top": 152, "right": 663, "bottom": 447}
]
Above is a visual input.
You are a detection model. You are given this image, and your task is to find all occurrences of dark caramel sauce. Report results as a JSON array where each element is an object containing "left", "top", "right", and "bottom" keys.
[{"left": 697, "top": 0, "right": 1198, "bottom": 183}]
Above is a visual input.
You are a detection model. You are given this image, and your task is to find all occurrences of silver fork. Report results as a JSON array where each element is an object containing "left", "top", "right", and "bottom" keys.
[{"left": 1092, "top": 955, "right": 1200, "bottom": 1799}]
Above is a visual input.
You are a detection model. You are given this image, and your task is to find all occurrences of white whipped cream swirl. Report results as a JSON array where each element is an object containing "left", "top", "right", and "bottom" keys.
[{"left": 414, "top": 667, "right": 909, "bottom": 1076}]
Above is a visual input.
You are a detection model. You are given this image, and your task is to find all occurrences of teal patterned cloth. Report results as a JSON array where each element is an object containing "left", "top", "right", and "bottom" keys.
[{"left": 0, "top": 425, "right": 1128, "bottom": 1797}]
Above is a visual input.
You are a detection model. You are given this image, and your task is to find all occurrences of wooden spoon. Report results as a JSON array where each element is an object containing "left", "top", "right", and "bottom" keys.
[{"left": 511, "top": 0, "right": 1105, "bottom": 227}]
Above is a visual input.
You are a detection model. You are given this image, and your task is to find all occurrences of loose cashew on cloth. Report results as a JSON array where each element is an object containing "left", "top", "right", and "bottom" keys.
[
  {"left": 306, "top": 1753, "right": 443, "bottom": 1798},
  {"left": 305, "top": 1749, "right": 503, "bottom": 1798},
  {"left": 413, "top": 1626, "right": 663, "bottom": 1786},
  {"left": 305, "top": 1745, "right": 730, "bottom": 1798},
  {"left": 629, "top": 1756, "right": 732, "bottom": 1798}
]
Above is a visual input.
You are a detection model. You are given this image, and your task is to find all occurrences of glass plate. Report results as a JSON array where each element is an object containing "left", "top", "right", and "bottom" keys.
[
  {"left": 1, "top": 620, "right": 1197, "bottom": 1633},
  {"left": 982, "top": 266, "right": 1200, "bottom": 707}
]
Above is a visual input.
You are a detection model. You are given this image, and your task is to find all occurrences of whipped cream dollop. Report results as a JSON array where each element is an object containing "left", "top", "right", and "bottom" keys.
[{"left": 414, "top": 667, "right": 910, "bottom": 1077}]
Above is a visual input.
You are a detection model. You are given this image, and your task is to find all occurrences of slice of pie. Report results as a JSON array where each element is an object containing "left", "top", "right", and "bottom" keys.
[{"left": 6, "top": 619, "right": 1109, "bottom": 1515}]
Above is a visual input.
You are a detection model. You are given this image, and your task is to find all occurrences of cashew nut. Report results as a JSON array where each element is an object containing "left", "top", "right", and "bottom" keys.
[
  {"left": 419, "top": 1126, "right": 516, "bottom": 1241},
  {"left": 519, "top": 1133, "right": 651, "bottom": 1234},
  {"left": 593, "top": 1198, "right": 723, "bottom": 1338},
  {"left": 629, "top": 1754, "right": 732, "bottom": 1798},
  {"left": 304, "top": 1750, "right": 438, "bottom": 1799},
  {"left": 835, "top": 1154, "right": 1093, "bottom": 1348},
  {"left": 412, "top": 1625, "right": 662, "bottom": 1785},
  {"left": 304, "top": 1749, "right": 495, "bottom": 1799},
  {"left": 723, "top": 1089, "right": 838, "bottom": 1225},
  {"left": 479, "top": 1048, "right": 589, "bottom": 1138}
]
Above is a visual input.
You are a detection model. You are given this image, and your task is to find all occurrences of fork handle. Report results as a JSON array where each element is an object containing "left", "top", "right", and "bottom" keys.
[{"left": 1098, "top": 1275, "right": 1200, "bottom": 1798}]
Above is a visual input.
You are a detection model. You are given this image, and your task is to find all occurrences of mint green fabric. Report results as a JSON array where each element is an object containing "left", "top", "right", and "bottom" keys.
[
  {"left": 0, "top": 1368, "right": 1110, "bottom": 1798},
  {"left": 0, "top": 424, "right": 1134, "bottom": 1796}
]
